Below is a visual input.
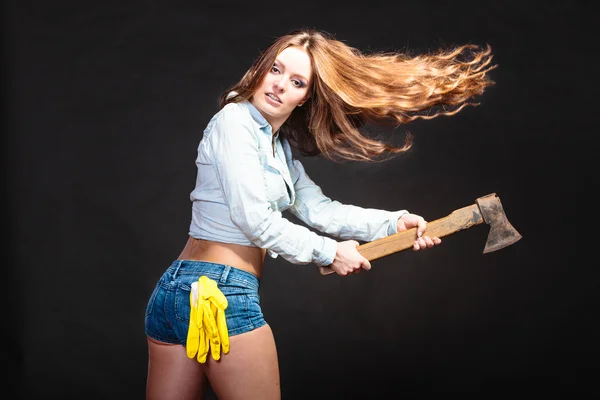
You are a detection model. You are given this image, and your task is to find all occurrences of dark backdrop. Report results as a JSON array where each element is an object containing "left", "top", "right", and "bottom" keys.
[{"left": 5, "top": 0, "right": 591, "bottom": 398}]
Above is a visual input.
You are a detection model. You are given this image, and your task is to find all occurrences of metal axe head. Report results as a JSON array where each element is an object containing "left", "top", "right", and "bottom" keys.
[{"left": 475, "top": 193, "right": 522, "bottom": 253}]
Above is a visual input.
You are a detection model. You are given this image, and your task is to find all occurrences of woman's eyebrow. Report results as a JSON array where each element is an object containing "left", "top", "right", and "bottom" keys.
[{"left": 274, "top": 59, "right": 308, "bottom": 82}]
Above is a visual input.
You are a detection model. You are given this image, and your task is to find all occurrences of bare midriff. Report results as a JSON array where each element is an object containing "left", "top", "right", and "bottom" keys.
[{"left": 178, "top": 236, "right": 266, "bottom": 278}]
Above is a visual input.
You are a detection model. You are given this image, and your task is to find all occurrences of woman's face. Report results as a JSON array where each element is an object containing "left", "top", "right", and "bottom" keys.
[{"left": 251, "top": 46, "right": 312, "bottom": 130}]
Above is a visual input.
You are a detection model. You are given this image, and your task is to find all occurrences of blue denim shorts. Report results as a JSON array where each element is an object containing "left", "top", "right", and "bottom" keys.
[{"left": 144, "top": 260, "right": 266, "bottom": 345}]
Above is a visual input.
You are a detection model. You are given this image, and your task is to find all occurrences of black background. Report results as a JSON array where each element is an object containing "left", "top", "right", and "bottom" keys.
[{"left": 5, "top": 0, "right": 591, "bottom": 398}]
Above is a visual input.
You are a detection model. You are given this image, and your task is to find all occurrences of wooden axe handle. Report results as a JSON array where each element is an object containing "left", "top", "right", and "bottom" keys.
[{"left": 319, "top": 203, "right": 484, "bottom": 275}]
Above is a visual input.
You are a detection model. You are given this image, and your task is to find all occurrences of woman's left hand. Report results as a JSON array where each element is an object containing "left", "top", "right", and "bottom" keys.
[{"left": 397, "top": 213, "right": 442, "bottom": 250}]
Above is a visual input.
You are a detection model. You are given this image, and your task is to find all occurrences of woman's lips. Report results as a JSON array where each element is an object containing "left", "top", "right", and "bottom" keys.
[{"left": 265, "top": 93, "right": 281, "bottom": 105}]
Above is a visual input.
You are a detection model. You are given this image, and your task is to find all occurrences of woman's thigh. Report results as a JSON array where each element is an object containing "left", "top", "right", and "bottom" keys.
[
  {"left": 205, "top": 324, "right": 280, "bottom": 400},
  {"left": 146, "top": 338, "right": 208, "bottom": 400}
]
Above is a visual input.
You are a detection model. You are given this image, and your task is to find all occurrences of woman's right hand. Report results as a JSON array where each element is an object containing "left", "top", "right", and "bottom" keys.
[{"left": 330, "top": 240, "right": 371, "bottom": 276}]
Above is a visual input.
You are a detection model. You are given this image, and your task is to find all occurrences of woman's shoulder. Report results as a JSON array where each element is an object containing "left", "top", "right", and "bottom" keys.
[
  {"left": 216, "top": 101, "right": 248, "bottom": 119},
  {"left": 203, "top": 101, "right": 256, "bottom": 144},
  {"left": 205, "top": 102, "right": 250, "bottom": 130}
]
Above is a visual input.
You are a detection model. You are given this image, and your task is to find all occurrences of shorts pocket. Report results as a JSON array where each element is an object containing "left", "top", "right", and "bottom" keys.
[
  {"left": 171, "top": 282, "right": 194, "bottom": 342},
  {"left": 223, "top": 291, "right": 252, "bottom": 336},
  {"left": 145, "top": 282, "right": 160, "bottom": 317},
  {"left": 245, "top": 293, "right": 265, "bottom": 329},
  {"left": 174, "top": 282, "right": 192, "bottom": 324},
  {"left": 246, "top": 293, "right": 262, "bottom": 317}
]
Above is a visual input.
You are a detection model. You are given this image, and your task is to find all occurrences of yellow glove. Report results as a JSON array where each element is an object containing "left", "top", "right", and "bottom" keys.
[
  {"left": 186, "top": 280, "right": 209, "bottom": 362},
  {"left": 186, "top": 276, "right": 229, "bottom": 363}
]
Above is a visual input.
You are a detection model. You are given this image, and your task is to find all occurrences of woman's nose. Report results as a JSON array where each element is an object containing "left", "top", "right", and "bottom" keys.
[{"left": 273, "top": 80, "right": 286, "bottom": 92}]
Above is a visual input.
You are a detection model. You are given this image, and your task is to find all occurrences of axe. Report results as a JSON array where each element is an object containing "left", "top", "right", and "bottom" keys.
[{"left": 319, "top": 193, "right": 522, "bottom": 276}]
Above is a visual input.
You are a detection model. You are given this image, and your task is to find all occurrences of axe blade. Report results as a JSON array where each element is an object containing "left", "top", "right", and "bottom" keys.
[{"left": 475, "top": 193, "right": 523, "bottom": 254}]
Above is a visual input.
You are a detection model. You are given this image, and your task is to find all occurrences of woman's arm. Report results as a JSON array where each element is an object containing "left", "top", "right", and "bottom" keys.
[{"left": 286, "top": 152, "right": 407, "bottom": 243}]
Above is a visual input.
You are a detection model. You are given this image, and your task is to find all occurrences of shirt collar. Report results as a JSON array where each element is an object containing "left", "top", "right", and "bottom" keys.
[
  {"left": 243, "top": 100, "right": 279, "bottom": 138},
  {"left": 244, "top": 100, "right": 269, "bottom": 127}
]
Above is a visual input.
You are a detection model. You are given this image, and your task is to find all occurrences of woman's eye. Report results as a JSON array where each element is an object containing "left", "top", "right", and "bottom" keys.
[
  {"left": 292, "top": 79, "right": 305, "bottom": 88},
  {"left": 271, "top": 65, "right": 280, "bottom": 73}
]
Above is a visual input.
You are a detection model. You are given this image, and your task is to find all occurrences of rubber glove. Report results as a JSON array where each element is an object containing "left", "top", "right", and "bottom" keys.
[
  {"left": 186, "top": 280, "right": 208, "bottom": 362},
  {"left": 186, "top": 276, "right": 229, "bottom": 363},
  {"left": 199, "top": 276, "right": 229, "bottom": 361}
]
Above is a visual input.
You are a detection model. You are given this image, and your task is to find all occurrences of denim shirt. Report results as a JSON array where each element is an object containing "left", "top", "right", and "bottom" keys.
[{"left": 189, "top": 100, "right": 407, "bottom": 266}]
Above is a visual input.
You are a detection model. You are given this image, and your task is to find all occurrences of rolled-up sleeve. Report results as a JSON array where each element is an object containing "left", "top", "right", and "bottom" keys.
[
  {"left": 208, "top": 108, "right": 337, "bottom": 266},
  {"left": 288, "top": 159, "right": 408, "bottom": 242}
]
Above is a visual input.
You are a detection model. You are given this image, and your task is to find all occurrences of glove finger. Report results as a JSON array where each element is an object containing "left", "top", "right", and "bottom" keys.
[
  {"left": 197, "top": 323, "right": 208, "bottom": 363},
  {"left": 216, "top": 308, "right": 230, "bottom": 354},
  {"left": 205, "top": 280, "right": 228, "bottom": 309},
  {"left": 186, "top": 291, "right": 200, "bottom": 359},
  {"left": 195, "top": 296, "right": 204, "bottom": 330},
  {"left": 186, "top": 324, "right": 200, "bottom": 359},
  {"left": 190, "top": 280, "right": 204, "bottom": 330},
  {"left": 210, "top": 340, "right": 221, "bottom": 361},
  {"left": 210, "top": 303, "right": 220, "bottom": 346},
  {"left": 202, "top": 300, "right": 218, "bottom": 337},
  {"left": 208, "top": 293, "right": 228, "bottom": 311},
  {"left": 198, "top": 276, "right": 212, "bottom": 300},
  {"left": 209, "top": 303, "right": 221, "bottom": 361}
]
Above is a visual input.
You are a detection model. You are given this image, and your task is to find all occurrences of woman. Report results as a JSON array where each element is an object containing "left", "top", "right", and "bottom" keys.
[{"left": 144, "top": 28, "right": 496, "bottom": 399}]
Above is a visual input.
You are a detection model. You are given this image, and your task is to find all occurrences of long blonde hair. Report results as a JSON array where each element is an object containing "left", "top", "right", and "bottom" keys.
[{"left": 220, "top": 28, "right": 496, "bottom": 162}]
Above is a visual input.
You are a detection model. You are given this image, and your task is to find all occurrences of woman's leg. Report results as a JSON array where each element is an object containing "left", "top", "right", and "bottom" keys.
[
  {"left": 205, "top": 324, "right": 280, "bottom": 400},
  {"left": 146, "top": 337, "right": 209, "bottom": 400}
]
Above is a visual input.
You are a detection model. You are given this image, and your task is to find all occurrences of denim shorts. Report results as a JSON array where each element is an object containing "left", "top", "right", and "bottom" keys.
[{"left": 144, "top": 260, "right": 266, "bottom": 345}]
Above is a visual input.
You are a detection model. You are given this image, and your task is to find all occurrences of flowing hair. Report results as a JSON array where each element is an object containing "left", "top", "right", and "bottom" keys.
[{"left": 219, "top": 28, "right": 497, "bottom": 162}]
